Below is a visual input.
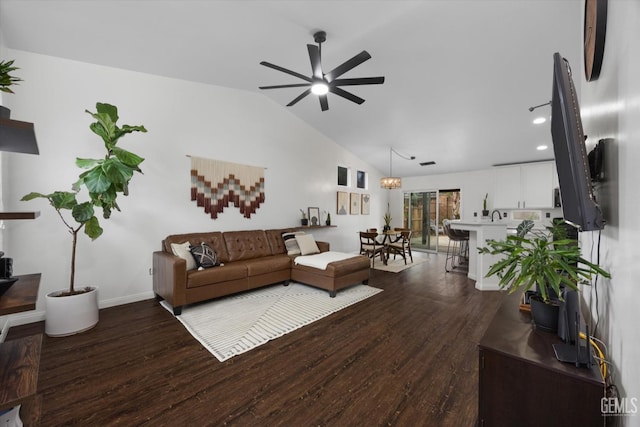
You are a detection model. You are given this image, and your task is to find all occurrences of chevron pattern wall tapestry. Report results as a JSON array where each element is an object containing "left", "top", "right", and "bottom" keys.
[{"left": 190, "top": 156, "right": 265, "bottom": 219}]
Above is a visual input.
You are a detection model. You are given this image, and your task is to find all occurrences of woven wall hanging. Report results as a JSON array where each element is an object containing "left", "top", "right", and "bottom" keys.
[{"left": 190, "top": 156, "right": 265, "bottom": 219}]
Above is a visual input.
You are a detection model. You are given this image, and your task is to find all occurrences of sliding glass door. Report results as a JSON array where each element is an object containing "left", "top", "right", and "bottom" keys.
[
  {"left": 403, "top": 189, "right": 462, "bottom": 253},
  {"left": 403, "top": 191, "right": 439, "bottom": 252}
]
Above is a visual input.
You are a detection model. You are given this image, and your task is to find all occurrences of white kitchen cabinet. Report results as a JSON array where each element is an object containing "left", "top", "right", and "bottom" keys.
[{"left": 493, "top": 162, "right": 554, "bottom": 209}]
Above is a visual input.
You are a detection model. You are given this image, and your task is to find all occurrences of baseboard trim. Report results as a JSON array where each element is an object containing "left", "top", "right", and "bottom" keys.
[
  {"left": 6, "top": 291, "right": 157, "bottom": 328},
  {"left": 0, "top": 317, "right": 11, "bottom": 343}
]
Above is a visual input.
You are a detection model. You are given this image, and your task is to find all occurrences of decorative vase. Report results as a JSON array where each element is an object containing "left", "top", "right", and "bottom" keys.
[
  {"left": 482, "top": 210, "right": 490, "bottom": 217},
  {"left": 301, "top": 218, "right": 308, "bottom": 226},
  {"left": 45, "top": 286, "right": 99, "bottom": 337},
  {"left": 383, "top": 225, "right": 391, "bottom": 232},
  {"left": 326, "top": 213, "right": 331, "bottom": 226},
  {"left": 530, "top": 295, "right": 560, "bottom": 333}
]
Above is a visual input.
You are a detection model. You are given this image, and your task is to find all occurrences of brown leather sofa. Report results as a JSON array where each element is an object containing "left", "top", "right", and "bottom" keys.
[{"left": 153, "top": 229, "right": 370, "bottom": 315}]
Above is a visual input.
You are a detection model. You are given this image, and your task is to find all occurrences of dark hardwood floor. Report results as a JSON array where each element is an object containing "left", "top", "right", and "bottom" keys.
[{"left": 8, "top": 253, "right": 504, "bottom": 426}]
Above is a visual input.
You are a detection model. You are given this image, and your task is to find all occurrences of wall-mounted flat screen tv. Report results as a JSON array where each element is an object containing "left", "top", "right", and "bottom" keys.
[{"left": 550, "top": 52, "right": 604, "bottom": 231}]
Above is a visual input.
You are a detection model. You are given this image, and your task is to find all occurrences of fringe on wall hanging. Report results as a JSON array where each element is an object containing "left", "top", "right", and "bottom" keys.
[{"left": 190, "top": 156, "right": 265, "bottom": 219}]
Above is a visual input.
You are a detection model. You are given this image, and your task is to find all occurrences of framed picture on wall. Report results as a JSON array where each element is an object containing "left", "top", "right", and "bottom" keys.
[
  {"left": 308, "top": 207, "right": 320, "bottom": 226},
  {"left": 350, "top": 192, "right": 360, "bottom": 215},
  {"left": 361, "top": 194, "right": 370, "bottom": 215},
  {"left": 337, "top": 166, "right": 350, "bottom": 187},
  {"left": 357, "top": 170, "right": 367, "bottom": 189},
  {"left": 337, "top": 191, "right": 349, "bottom": 215}
]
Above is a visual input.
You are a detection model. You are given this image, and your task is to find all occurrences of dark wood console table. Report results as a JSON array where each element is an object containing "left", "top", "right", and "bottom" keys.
[
  {"left": 478, "top": 292, "right": 605, "bottom": 426},
  {"left": 0, "top": 273, "right": 41, "bottom": 315},
  {"left": 0, "top": 273, "right": 42, "bottom": 425}
]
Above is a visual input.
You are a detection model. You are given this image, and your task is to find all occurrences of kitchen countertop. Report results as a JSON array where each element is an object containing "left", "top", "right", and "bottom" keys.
[{"left": 451, "top": 220, "right": 509, "bottom": 227}]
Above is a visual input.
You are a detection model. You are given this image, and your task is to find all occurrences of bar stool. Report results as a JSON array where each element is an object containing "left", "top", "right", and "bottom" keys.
[{"left": 442, "top": 219, "right": 469, "bottom": 273}]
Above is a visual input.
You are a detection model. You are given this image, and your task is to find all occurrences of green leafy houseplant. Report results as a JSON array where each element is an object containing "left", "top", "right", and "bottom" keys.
[
  {"left": 0, "top": 59, "right": 22, "bottom": 93},
  {"left": 22, "top": 103, "right": 147, "bottom": 295},
  {"left": 478, "top": 219, "right": 610, "bottom": 302},
  {"left": 383, "top": 203, "right": 392, "bottom": 230}
]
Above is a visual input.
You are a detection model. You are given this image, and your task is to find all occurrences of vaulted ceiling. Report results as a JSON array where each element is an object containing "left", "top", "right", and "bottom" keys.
[{"left": 0, "top": 0, "right": 581, "bottom": 177}]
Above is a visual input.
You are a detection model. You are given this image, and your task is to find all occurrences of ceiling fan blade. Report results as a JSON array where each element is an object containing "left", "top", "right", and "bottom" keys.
[
  {"left": 331, "top": 77, "right": 385, "bottom": 86},
  {"left": 329, "top": 86, "right": 365, "bottom": 105},
  {"left": 325, "top": 51, "right": 372, "bottom": 82},
  {"left": 260, "top": 61, "right": 312, "bottom": 82},
  {"left": 319, "top": 94, "right": 329, "bottom": 111},
  {"left": 307, "top": 44, "right": 323, "bottom": 79},
  {"left": 259, "top": 83, "right": 311, "bottom": 90},
  {"left": 286, "top": 88, "right": 312, "bottom": 107}
]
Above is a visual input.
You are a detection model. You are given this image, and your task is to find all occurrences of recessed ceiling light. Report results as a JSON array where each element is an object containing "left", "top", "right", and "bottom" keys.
[
  {"left": 537, "top": 145, "right": 548, "bottom": 151},
  {"left": 533, "top": 117, "right": 546, "bottom": 125}
]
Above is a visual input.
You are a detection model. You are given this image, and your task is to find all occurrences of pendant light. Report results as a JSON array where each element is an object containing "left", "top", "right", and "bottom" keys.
[{"left": 380, "top": 148, "right": 414, "bottom": 189}]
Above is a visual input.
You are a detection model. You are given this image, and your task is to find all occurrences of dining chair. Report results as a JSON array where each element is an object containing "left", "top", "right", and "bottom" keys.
[
  {"left": 359, "top": 231, "right": 386, "bottom": 266},
  {"left": 387, "top": 229, "right": 413, "bottom": 264}
]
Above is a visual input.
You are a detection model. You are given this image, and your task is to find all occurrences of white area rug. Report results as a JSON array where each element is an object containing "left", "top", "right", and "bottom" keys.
[
  {"left": 161, "top": 283, "right": 382, "bottom": 362},
  {"left": 371, "top": 254, "right": 428, "bottom": 273}
]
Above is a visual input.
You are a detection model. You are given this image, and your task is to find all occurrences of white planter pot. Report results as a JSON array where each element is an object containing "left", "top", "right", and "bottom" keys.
[{"left": 45, "top": 287, "right": 99, "bottom": 337}]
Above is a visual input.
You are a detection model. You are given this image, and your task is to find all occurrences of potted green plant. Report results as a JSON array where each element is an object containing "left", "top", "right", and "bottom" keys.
[
  {"left": 0, "top": 59, "right": 23, "bottom": 119},
  {"left": 482, "top": 193, "right": 489, "bottom": 217},
  {"left": 300, "top": 209, "right": 308, "bottom": 226},
  {"left": 22, "top": 102, "right": 147, "bottom": 336},
  {"left": 383, "top": 203, "right": 392, "bottom": 231},
  {"left": 478, "top": 219, "right": 610, "bottom": 331},
  {"left": 0, "top": 59, "right": 22, "bottom": 94}
]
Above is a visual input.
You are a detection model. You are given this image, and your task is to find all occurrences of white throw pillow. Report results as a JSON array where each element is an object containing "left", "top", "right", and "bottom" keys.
[
  {"left": 282, "top": 231, "right": 305, "bottom": 255},
  {"left": 170, "top": 242, "right": 197, "bottom": 271},
  {"left": 295, "top": 234, "right": 320, "bottom": 256}
]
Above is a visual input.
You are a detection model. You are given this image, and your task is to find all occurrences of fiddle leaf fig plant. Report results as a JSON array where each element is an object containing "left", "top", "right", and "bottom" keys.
[
  {"left": 478, "top": 219, "right": 610, "bottom": 302},
  {"left": 21, "top": 102, "right": 147, "bottom": 294}
]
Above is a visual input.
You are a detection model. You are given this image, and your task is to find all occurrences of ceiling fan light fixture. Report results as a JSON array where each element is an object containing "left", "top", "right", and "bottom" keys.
[
  {"left": 259, "top": 31, "right": 384, "bottom": 111},
  {"left": 311, "top": 82, "right": 329, "bottom": 95}
]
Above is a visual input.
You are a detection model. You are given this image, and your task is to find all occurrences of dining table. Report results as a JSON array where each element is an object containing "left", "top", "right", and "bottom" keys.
[{"left": 375, "top": 229, "right": 403, "bottom": 264}]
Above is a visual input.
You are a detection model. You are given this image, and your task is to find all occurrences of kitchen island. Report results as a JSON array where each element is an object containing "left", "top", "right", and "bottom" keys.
[{"left": 449, "top": 221, "right": 507, "bottom": 291}]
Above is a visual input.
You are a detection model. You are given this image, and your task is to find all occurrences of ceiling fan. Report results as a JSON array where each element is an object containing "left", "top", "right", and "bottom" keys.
[{"left": 259, "top": 31, "right": 385, "bottom": 111}]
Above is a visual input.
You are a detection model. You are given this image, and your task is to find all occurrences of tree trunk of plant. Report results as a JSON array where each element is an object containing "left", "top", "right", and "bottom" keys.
[{"left": 70, "top": 229, "right": 78, "bottom": 293}]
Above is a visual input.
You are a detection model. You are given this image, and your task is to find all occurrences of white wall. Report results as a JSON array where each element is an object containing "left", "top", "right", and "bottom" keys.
[
  {"left": 579, "top": 1, "right": 640, "bottom": 421},
  {"left": 2, "top": 50, "right": 387, "bottom": 325}
]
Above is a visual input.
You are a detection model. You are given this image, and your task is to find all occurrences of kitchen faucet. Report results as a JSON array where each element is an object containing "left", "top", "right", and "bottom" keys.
[{"left": 491, "top": 209, "right": 502, "bottom": 222}]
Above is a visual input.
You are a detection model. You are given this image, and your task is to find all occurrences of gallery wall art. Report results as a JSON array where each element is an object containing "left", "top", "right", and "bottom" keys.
[
  {"left": 337, "top": 191, "right": 349, "bottom": 215},
  {"left": 350, "top": 192, "right": 360, "bottom": 215}
]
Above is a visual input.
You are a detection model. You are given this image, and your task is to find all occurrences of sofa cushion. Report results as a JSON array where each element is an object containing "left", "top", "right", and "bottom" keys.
[
  {"left": 223, "top": 230, "right": 272, "bottom": 262},
  {"left": 265, "top": 228, "right": 294, "bottom": 255},
  {"left": 296, "top": 234, "right": 320, "bottom": 255},
  {"left": 241, "top": 254, "right": 292, "bottom": 276},
  {"left": 186, "top": 263, "right": 247, "bottom": 288},
  {"left": 170, "top": 242, "right": 197, "bottom": 271}
]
